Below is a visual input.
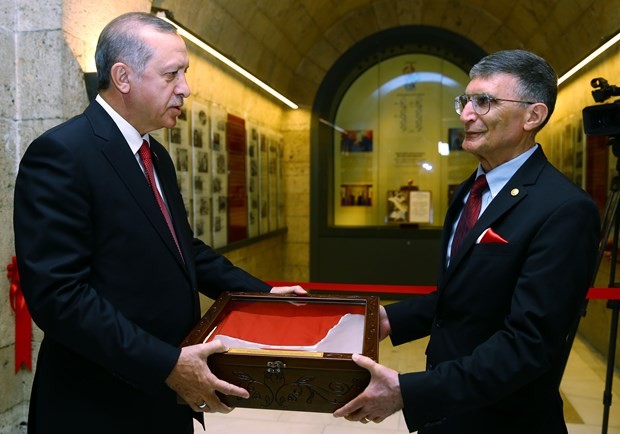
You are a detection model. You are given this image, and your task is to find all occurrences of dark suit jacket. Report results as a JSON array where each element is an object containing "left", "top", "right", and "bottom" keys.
[
  {"left": 13, "top": 101, "right": 271, "bottom": 434},
  {"left": 385, "top": 147, "right": 600, "bottom": 434}
]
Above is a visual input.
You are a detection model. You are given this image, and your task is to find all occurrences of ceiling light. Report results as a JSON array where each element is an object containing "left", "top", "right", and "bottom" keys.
[
  {"left": 154, "top": 9, "right": 298, "bottom": 109},
  {"left": 558, "top": 31, "right": 620, "bottom": 86}
]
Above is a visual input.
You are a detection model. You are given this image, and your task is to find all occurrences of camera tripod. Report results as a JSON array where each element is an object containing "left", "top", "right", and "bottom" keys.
[
  {"left": 596, "top": 175, "right": 620, "bottom": 434},
  {"left": 562, "top": 149, "right": 620, "bottom": 434}
]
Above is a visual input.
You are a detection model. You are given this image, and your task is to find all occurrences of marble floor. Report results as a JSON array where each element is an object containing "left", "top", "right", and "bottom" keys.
[{"left": 194, "top": 333, "right": 620, "bottom": 434}]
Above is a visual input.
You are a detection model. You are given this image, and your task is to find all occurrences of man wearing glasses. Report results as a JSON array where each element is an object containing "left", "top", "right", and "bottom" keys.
[{"left": 334, "top": 50, "right": 600, "bottom": 433}]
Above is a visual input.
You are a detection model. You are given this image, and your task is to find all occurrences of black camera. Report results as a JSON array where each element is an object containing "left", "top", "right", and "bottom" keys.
[{"left": 582, "top": 78, "right": 620, "bottom": 137}]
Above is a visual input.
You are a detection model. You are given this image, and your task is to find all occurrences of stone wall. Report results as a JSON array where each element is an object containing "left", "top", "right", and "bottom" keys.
[
  {"left": 281, "top": 109, "right": 311, "bottom": 282},
  {"left": 0, "top": 0, "right": 80, "bottom": 430},
  {"left": 0, "top": 1, "right": 303, "bottom": 430},
  {"left": 0, "top": 1, "right": 154, "bottom": 432}
]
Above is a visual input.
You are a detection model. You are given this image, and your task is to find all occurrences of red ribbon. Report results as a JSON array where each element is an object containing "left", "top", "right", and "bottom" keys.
[
  {"left": 7, "top": 256, "right": 32, "bottom": 373},
  {"left": 267, "top": 281, "right": 620, "bottom": 300}
]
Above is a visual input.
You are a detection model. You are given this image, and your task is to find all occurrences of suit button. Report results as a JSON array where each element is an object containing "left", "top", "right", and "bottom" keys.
[{"left": 435, "top": 319, "right": 444, "bottom": 327}]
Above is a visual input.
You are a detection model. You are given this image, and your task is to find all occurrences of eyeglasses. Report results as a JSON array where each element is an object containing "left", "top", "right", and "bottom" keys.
[{"left": 454, "top": 94, "right": 536, "bottom": 115}]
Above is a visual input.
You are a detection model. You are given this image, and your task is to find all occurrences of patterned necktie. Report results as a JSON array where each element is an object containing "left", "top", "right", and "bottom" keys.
[
  {"left": 451, "top": 174, "right": 488, "bottom": 257},
  {"left": 138, "top": 141, "right": 183, "bottom": 260}
]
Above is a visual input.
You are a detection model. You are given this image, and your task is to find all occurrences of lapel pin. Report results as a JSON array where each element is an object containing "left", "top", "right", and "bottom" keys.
[{"left": 510, "top": 188, "right": 519, "bottom": 197}]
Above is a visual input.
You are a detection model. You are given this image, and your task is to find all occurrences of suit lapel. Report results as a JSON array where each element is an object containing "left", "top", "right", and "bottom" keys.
[
  {"left": 85, "top": 103, "right": 189, "bottom": 273},
  {"left": 439, "top": 174, "right": 475, "bottom": 271},
  {"left": 441, "top": 147, "right": 548, "bottom": 283}
]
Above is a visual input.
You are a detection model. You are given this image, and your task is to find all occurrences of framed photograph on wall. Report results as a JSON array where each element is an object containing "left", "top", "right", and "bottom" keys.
[
  {"left": 211, "top": 105, "right": 228, "bottom": 248},
  {"left": 247, "top": 124, "right": 260, "bottom": 237},
  {"left": 267, "top": 134, "right": 279, "bottom": 230},
  {"left": 276, "top": 138, "right": 284, "bottom": 229},
  {"left": 191, "top": 100, "right": 212, "bottom": 244},
  {"left": 169, "top": 106, "right": 192, "bottom": 224},
  {"left": 448, "top": 128, "right": 465, "bottom": 151},
  {"left": 259, "top": 132, "right": 270, "bottom": 234},
  {"left": 150, "top": 128, "right": 169, "bottom": 151},
  {"left": 341, "top": 130, "right": 373, "bottom": 153}
]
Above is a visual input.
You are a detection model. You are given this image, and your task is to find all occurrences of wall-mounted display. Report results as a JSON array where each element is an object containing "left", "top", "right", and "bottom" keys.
[
  {"left": 247, "top": 125, "right": 260, "bottom": 238},
  {"left": 211, "top": 105, "right": 228, "bottom": 248},
  {"left": 448, "top": 128, "right": 465, "bottom": 151},
  {"left": 227, "top": 114, "right": 248, "bottom": 244},
  {"left": 268, "top": 136, "right": 279, "bottom": 230},
  {"left": 169, "top": 107, "right": 192, "bottom": 225},
  {"left": 191, "top": 101, "right": 212, "bottom": 244},
  {"left": 332, "top": 54, "right": 476, "bottom": 228},
  {"left": 276, "top": 138, "right": 284, "bottom": 229},
  {"left": 151, "top": 100, "right": 284, "bottom": 249},
  {"left": 259, "top": 132, "right": 270, "bottom": 234},
  {"left": 150, "top": 128, "right": 168, "bottom": 151}
]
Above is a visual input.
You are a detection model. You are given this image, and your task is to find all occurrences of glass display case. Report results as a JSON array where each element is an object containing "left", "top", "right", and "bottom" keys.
[{"left": 332, "top": 53, "right": 478, "bottom": 228}]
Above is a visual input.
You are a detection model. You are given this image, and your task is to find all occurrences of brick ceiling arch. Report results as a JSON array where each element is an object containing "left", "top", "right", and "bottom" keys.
[{"left": 152, "top": 0, "right": 619, "bottom": 108}]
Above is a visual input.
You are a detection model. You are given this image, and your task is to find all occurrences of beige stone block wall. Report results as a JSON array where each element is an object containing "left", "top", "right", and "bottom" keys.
[
  {"left": 1, "top": 0, "right": 69, "bottom": 430},
  {"left": 200, "top": 234, "right": 289, "bottom": 314},
  {"left": 223, "top": 235, "right": 285, "bottom": 283},
  {"left": 0, "top": 1, "right": 151, "bottom": 432},
  {"left": 281, "top": 109, "right": 311, "bottom": 283}
]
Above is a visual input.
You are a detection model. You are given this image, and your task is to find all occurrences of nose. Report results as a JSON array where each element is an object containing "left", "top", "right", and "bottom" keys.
[
  {"left": 459, "top": 99, "right": 477, "bottom": 122},
  {"left": 177, "top": 72, "right": 190, "bottom": 98}
]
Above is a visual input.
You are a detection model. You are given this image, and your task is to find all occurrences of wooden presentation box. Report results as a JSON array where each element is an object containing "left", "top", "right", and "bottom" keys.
[{"left": 181, "top": 292, "right": 379, "bottom": 413}]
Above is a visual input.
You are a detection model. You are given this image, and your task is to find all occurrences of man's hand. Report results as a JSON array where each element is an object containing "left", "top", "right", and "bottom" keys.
[
  {"left": 270, "top": 285, "right": 308, "bottom": 296},
  {"left": 165, "top": 340, "right": 249, "bottom": 413},
  {"left": 378, "top": 304, "right": 391, "bottom": 341},
  {"left": 333, "top": 354, "right": 403, "bottom": 424}
]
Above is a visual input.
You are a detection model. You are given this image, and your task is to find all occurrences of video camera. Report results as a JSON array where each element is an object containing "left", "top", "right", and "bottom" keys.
[{"left": 582, "top": 78, "right": 620, "bottom": 137}]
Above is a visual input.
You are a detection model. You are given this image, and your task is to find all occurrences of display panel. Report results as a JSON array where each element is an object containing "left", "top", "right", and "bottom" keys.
[
  {"left": 226, "top": 114, "right": 248, "bottom": 243},
  {"left": 191, "top": 101, "right": 212, "bottom": 244},
  {"left": 333, "top": 54, "right": 477, "bottom": 228}
]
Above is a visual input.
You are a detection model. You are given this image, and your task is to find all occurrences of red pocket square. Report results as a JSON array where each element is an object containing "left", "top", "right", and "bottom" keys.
[{"left": 479, "top": 228, "right": 508, "bottom": 244}]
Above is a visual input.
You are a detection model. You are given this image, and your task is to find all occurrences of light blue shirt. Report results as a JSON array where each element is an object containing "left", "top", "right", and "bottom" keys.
[{"left": 446, "top": 145, "right": 538, "bottom": 265}]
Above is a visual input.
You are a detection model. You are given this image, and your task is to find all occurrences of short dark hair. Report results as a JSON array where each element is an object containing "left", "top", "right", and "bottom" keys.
[
  {"left": 95, "top": 12, "right": 178, "bottom": 90},
  {"left": 470, "top": 49, "right": 558, "bottom": 130}
]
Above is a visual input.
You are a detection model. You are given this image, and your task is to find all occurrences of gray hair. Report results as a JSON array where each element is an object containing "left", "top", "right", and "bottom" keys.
[
  {"left": 95, "top": 12, "right": 178, "bottom": 90},
  {"left": 470, "top": 49, "right": 558, "bottom": 130}
]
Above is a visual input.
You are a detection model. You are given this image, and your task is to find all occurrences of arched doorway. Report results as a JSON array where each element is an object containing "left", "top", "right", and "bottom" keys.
[{"left": 311, "top": 26, "right": 486, "bottom": 285}]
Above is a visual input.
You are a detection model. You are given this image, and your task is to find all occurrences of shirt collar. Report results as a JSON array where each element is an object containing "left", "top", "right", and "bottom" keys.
[
  {"left": 476, "top": 144, "right": 538, "bottom": 199},
  {"left": 95, "top": 95, "right": 149, "bottom": 154}
]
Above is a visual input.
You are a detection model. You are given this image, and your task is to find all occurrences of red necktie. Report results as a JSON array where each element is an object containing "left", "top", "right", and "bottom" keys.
[
  {"left": 451, "top": 174, "right": 488, "bottom": 257},
  {"left": 138, "top": 141, "right": 183, "bottom": 260}
]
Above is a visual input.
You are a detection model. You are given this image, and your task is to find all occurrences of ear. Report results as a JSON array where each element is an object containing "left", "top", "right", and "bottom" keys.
[
  {"left": 523, "top": 103, "right": 549, "bottom": 132},
  {"left": 109, "top": 62, "right": 132, "bottom": 94}
]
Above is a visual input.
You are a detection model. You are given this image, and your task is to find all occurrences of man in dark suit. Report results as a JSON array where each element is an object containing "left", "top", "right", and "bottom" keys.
[
  {"left": 13, "top": 12, "right": 305, "bottom": 434},
  {"left": 334, "top": 50, "right": 600, "bottom": 433}
]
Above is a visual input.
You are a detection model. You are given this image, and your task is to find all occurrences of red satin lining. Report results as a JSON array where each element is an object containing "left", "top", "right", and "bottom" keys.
[{"left": 207, "top": 301, "right": 365, "bottom": 346}]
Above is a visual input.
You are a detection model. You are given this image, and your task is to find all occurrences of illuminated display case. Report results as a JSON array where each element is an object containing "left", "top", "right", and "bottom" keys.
[{"left": 332, "top": 53, "right": 477, "bottom": 228}]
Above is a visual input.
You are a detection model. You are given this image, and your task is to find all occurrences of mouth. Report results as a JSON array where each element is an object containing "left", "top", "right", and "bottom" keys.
[
  {"left": 170, "top": 100, "right": 184, "bottom": 112},
  {"left": 465, "top": 130, "right": 485, "bottom": 139}
]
